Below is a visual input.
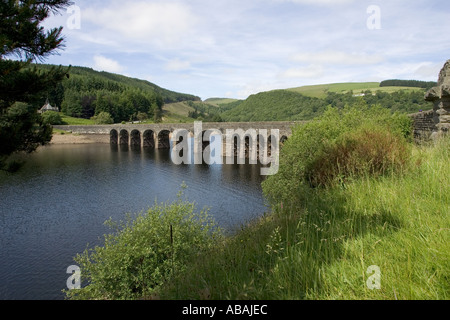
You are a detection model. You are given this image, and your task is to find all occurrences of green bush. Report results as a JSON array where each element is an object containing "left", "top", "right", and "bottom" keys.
[
  {"left": 306, "top": 125, "right": 410, "bottom": 187},
  {"left": 136, "top": 111, "right": 148, "bottom": 122},
  {"left": 90, "top": 111, "right": 114, "bottom": 124},
  {"left": 262, "top": 103, "right": 412, "bottom": 205},
  {"left": 41, "top": 111, "right": 63, "bottom": 125},
  {"left": 65, "top": 191, "right": 222, "bottom": 300}
]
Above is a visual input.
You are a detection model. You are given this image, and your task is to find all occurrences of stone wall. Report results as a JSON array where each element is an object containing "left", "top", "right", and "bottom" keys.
[{"left": 409, "top": 109, "right": 436, "bottom": 140}]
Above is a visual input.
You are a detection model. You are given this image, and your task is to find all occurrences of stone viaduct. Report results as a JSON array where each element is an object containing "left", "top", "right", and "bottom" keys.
[{"left": 53, "top": 121, "right": 303, "bottom": 154}]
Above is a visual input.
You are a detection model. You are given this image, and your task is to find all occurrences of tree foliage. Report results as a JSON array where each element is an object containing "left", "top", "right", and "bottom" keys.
[
  {"left": 90, "top": 111, "right": 114, "bottom": 125},
  {"left": 380, "top": 79, "right": 437, "bottom": 89},
  {"left": 41, "top": 110, "right": 63, "bottom": 125},
  {"left": 221, "top": 90, "right": 326, "bottom": 122},
  {"left": 221, "top": 89, "right": 433, "bottom": 122},
  {"left": 0, "top": 0, "right": 71, "bottom": 171}
]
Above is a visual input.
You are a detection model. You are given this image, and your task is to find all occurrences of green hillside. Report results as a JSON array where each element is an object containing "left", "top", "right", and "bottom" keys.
[
  {"left": 287, "top": 82, "right": 425, "bottom": 99},
  {"left": 220, "top": 83, "right": 433, "bottom": 122},
  {"left": 203, "top": 98, "right": 240, "bottom": 106},
  {"left": 34, "top": 64, "right": 200, "bottom": 123},
  {"left": 221, "top": 90, "right": 327, "bottom": 122},
  {"left": 160, "top": 100, "right": 225, "bottom": 123},
  {"left": 62, "top": 65, "right": 201, "bottom": 103}
]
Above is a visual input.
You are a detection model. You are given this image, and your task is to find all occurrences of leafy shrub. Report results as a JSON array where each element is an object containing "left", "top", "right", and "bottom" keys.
[
  {"left": 65, "top": 191, "right": 222, "bottom": 300},
  {"left": 136, "top": 111, "right": 148, "bottom": 121},
  {"left": 90, "top": 111, "right": 114, "bottom": 124},
  {"left": 41, "top": 111, "right": 63, "bottom": 125},
  {"left": 262, "top": 104, "right": 412, "bottom": 205},
  {"left": 306, "top": 125, "right": 410, "bottom": 187}
]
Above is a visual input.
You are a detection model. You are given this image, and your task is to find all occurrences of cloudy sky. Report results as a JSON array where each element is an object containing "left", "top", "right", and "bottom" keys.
[{"left": 43, "top": 0, "right": 450, "bottom": 100}]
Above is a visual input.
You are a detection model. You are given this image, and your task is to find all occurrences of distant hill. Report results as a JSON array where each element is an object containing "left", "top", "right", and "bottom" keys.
[
  {"left": 34, "top": 64, "right": 200, "bottom": 123},
  {"left": 286, "top": 82, "right": 426, "bottom": 99},
  {"left": 203, "top": 98, "right": 240, "bottom": 106},
  {"left": 220, "top": 82, "right": 433, "bottom": 122},
  {"left": 221, "top": 90, "right": 327, "bottom": 122}
]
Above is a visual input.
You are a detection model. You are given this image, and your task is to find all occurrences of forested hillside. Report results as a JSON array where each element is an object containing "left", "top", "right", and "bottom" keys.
[
  {"left": 221, "top": 87, "right": 434, "bottom": 122},
  {"left": 35, "top": 64, "right": 200, "bottom": 123},
  {"left": 221, "top": 90, "right": 327, "bottom": 122}
]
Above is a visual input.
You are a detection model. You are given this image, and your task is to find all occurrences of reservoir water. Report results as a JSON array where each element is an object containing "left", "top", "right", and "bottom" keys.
[{"left": 0, "top": 143, "right": 268, "bottom": 300}]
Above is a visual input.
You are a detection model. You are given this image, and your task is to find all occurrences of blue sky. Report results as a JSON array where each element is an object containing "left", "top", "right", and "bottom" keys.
[{"left": 42, "top": 0, "right": 450, "bottom": 100}]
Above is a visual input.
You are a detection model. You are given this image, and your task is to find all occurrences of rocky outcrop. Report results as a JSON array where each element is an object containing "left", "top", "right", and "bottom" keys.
[{"left": 425, "top": 60, "right": 450, "bottom": 137}]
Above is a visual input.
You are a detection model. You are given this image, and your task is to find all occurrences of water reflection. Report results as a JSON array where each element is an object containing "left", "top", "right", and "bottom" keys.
[{"left": 0, "top": 143, "right": 267, "bottom": 300}]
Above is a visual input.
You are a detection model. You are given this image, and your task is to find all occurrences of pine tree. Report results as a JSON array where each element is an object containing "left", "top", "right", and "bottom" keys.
[{"left": 0, "top": 0, "right": 72, "bottom": 171}]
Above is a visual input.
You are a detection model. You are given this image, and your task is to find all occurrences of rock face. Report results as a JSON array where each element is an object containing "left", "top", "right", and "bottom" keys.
[{"left": 425, "top": 60, "right": 450, "bottom": 135}]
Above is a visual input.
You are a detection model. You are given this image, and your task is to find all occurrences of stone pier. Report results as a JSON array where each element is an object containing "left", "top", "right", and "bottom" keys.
[{"left": 424, "top": 59, "right": 450, "bottom": 139}]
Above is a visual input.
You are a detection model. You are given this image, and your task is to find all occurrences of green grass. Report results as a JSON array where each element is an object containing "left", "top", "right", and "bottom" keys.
[
  {"left": 61, "top": 108, "right": 194, "bottom": 125},
  {"left": 203, "top": 98, "right": 240, "bottom": 106},
  {"left": 60, "top": 115, "right": 96, "bottom": 125},
  {"left": 158, "top": 136, "right": 449, "bottom": 300},
  {"left": 158, "top": 102, "right": 195, "bottom": 123},
  {"left": 163, "top": 102, "right": 195, "bottom": 117},
  {"left": 287, "top": 82, "right": 424, "bottom": 99}
]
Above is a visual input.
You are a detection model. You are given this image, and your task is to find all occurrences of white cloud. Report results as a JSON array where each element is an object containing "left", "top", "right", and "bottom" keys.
[
  {"left": 413, "top": 62, "right": 443, "bottom": 80},
  {"left": 93, "top": 55, "right": 124, "bottom": 73},
  {"left": 280, "top": 65, "right": 324, "bottom": 79},
  {"left": 77, "top": 34, "right": 118, "bottom": 47},
  {"left": 291, "top": 51, "right": 384, "bottom": 66},
  {"left": 83, "top": 1, "right": 196, "bottom": 47},
  {"left": 370, "top": 62, "right": 443, "bottom": 82},
  {"left": 236, "top": 82, "right": 283, "bottom": 99},
  {"left": 165, "top": 59, "right": 191, "bottom": 71},
  {"left": 274, "top": 0, "right": 355, "bottom": 5}
]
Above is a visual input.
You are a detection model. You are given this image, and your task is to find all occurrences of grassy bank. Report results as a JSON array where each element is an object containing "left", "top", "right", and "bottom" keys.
[{"left": 158, "top": 136, "right": 448, "bottom": 300}]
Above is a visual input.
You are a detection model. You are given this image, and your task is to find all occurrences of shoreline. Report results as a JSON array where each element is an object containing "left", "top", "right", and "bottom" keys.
[{"left": 50, "top": 133, "right": 110, "bottom": 145}]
